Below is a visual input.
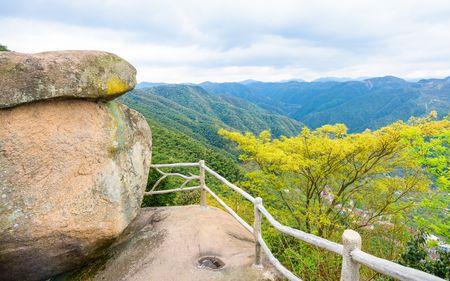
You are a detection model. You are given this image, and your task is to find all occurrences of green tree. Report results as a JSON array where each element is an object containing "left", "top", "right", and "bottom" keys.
[
  {"left": 407, "top": 112, "right": 450, "bottom": 240},
  {"left": 398, "top": 231, "right": 450, "bottom": 279},
  {"left": 0, "top": 44, "right": 9, "bottom": 51}
]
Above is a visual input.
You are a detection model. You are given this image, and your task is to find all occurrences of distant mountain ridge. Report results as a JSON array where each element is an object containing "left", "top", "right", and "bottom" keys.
[
  {"left": 135, "top": 82, "right": 168, "bottom": 89},
  {"left": 312, "top": 77, "right": 368, "bottom": 83},
  {"left": 198, "top": 76, "right": 450, "bottom": 132}
]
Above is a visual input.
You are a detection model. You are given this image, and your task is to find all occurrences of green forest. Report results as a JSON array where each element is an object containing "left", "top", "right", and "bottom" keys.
[{"left": 120, "top": 85, "right": 450, "bottom": 280}]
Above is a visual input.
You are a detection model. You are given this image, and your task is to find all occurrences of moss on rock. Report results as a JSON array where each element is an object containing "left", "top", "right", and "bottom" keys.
[{"left": 0, "top": 51, "right": 137, "bottom": 108}]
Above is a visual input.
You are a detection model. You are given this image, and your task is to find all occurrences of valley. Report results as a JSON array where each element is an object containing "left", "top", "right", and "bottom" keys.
[{"left": 201, "top": 76, "right": 450, "bottom": 132}]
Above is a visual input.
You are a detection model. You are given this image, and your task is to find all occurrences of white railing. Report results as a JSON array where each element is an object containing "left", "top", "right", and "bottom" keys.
[{"left": 144, "top": 161, "right": 445, "bottom": 281}]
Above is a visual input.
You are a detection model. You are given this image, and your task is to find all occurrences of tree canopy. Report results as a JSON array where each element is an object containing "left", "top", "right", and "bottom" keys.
[
  {"left": 219, "top": 113, "right": 450, "bottom": 238},
  {"left": 407, "top": 113, "right": 450, "bottom": 240}
]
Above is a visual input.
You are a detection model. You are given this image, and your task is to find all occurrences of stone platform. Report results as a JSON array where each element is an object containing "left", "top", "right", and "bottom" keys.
[{"left": 53, "top": 205, "right": 279, "bottom": 281}]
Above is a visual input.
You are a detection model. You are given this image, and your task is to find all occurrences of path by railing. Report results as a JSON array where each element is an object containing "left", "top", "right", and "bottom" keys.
[{"left": 144, "top": 161, "right": 445, "bottom": 281}]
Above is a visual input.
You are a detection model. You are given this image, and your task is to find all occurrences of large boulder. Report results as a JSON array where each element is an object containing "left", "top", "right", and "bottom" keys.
[
  {"left": 0, "top": 51, "right": 136, "bottom": 109},
  {"left": 53, "top": 206, "right": 279, "bottom": 281},
  {"left": 0, "top": 99, "right": 151, "bottom": 280},
  {"left": 0, "top": 51, "right": 149, "bottom": 280}
]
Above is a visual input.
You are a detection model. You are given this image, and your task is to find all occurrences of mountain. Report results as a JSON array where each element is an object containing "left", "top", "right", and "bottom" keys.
[
  {"left": 119, "top": 84, "right": 304, "bottom": 150},
  {"left": 199, "top": 81, "right": 255, "bottom": 99},
  {"left": 136, "top": 82, "right": 168, "bottom": 89},
  {"left": 279, "top": 78, "right": 306, "bottom": 83},
  {"left": 200, "top": 76, "right": 450, "bottom": 132},
  {"left": 238, "top": 79, "right": 261, "bottom": 85},
  {"left": 313, "top": 77, "right": 359, "bottom": 83}
]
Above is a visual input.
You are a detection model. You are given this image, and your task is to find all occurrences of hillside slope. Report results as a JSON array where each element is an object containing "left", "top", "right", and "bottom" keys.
[{"left": 120, "top": 85, "right": 304, "bottom": 149}]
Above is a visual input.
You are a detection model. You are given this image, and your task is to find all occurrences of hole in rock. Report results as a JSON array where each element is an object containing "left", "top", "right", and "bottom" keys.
[{"left": 197, "top": 256, "right": 225, "bottom": 270}]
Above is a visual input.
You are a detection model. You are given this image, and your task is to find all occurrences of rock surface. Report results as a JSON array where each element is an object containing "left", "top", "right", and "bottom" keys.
[
  {"left": 53, "top": 206, "right": 279, "bottom": 281},
  {"left": 0, "top": 51, "right": 136, "bottom": 108},
  {"left": 0, "top": 99, "right": 152, "bottom": 281}
]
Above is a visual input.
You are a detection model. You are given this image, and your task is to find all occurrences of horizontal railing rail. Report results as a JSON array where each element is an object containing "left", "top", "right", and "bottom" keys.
[
  {"left": 351, "top": 249, "right": 444, "bottom": 281},
  {"left": 257, "top": 204, "right": 344, "bottom": 255},
  {"left": 145, "top": 161, "right": 445, "bottom": 281}
]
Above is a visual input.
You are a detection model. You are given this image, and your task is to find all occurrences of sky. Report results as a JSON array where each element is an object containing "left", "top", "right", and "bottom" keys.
[{"left": 1, "top": 0, "right": 450, "bottom": 83}]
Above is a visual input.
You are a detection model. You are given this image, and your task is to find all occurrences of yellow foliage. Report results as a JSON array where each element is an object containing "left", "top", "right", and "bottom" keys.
[{"left": 220, "top": 119, "right": 449, "bottom": 237}]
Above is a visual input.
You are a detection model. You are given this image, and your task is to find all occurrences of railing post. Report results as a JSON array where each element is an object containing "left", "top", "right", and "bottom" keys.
[
  {"left": 253, "top": 197, "right": 263, "bottom": 268},
  {"left": 341, "top": 229, "right": 361, "bottom": 281},
  {"left": 199, "top": 160, "right": 206, "bottom": 207}
]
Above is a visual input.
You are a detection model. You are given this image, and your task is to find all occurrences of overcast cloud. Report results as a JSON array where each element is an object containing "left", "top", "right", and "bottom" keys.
[{"left": 1, "top": 0, "right": 450, "bottom": 82}]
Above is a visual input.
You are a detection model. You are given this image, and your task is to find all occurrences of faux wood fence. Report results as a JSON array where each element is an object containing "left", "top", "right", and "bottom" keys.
[{"left": 144, "top": 161, "right": 445, "bottom": 281}]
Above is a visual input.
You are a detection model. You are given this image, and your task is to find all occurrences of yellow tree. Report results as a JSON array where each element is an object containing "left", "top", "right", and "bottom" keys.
[{"left": 219, "top": 118, "right": 449, "bottom": 238}]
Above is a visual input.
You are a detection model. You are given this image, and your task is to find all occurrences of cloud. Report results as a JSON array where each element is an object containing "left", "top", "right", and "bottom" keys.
[{"left": 1, "top": 0, "right": 450, "bottom": 82}]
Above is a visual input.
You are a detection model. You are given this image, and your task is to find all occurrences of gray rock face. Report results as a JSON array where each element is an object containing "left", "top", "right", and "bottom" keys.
[
  {"left": 52, "top": 206, "right": 279, "bottom": 281},
  {"left": 0, "top": 51, "right": 136, "bottom": 108},
  {"left": 0, "top": 100, "right": 152, "bottom": 281}
]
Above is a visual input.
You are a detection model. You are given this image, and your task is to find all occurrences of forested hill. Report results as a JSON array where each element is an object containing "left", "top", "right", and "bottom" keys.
[
  {"left": 120, "top": 84, "right": 304, "bottom": 149},
  {"left": 200, "top": 76, "right": 450, "bottom": 132}
]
